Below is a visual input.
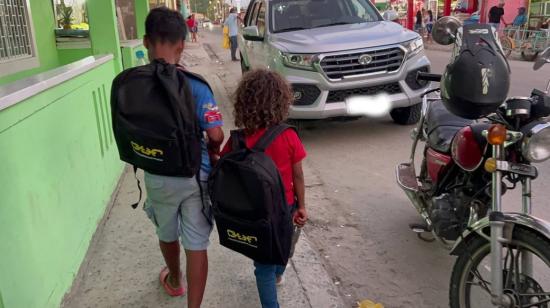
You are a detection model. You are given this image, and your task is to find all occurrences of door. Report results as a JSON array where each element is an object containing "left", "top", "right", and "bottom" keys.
[
  {"left": 253, "top": 1, "right": 269, "bottom": 69},
  {"left": 242, "top": 0, "right": 262, "bottom": 68}
]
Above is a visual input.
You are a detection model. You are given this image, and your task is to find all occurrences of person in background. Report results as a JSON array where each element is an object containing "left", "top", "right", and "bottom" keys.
[
  {"left": 541, "top": 18, "right": 550, "bottom": 36},
  {"left": 187, "top": 14, "right": 198, "bottom": 43},
  {"left": 224, "top": 7, "right": 241, "bottom": 62},
  {"left": 425, "top": 10, "right": 434, "bottom": 43},
  {"left": 512, "top": 7, "right": 528, "bottom": 28},
  {"left": 509, "top": 7, "right": 528, "bottom": 39},
  {"left": 383, "top": 5, "right": 398, "bottom": 22},
  {"left": 488, "top": 1, "right": 507, "bottom": 32},
  {"left": 415, "top": 9, "right": 425, "bottom": 35}
]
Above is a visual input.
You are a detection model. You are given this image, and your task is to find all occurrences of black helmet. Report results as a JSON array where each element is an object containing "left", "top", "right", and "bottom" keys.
[{"left": 441, "top": 24, "right": 510, "bottom": 119}]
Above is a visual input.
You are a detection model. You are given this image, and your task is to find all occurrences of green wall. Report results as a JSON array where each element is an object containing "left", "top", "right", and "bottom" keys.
[
  {"left": 0, "top": 0, "right": 59, "bottom": 85},
  {"left": 88, "top": 0, "right": 123, "bottom": 73},
  {"left": 58, "top": 48, "right": 94, "bottom": 66},
  {"left": 0, "top": 59, "right": 123, "bottom": 308},
  {"left": 135, "top": 0, "right": 150, "bottom": 38}
]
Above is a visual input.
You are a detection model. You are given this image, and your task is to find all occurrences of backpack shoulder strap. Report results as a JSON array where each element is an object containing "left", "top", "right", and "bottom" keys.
[
  {"left": 154, "top": 61, "right": 187, "bottom": 129},
  {"left": 177, "top": 68, "right": 214, "bottom": 94},
  {"left": 252, "top": 124, "right": 295, "bottom": 152},
  {"left": 230, "top": 129, "right": 246, "bottom": 150}
]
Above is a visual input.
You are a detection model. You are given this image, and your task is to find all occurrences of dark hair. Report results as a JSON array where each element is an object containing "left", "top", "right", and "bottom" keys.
[
  {"left": 145, "top": 7, "right": 187, "bottom": 44},
  {"left": 230, "top": 7, "right": 237, "bottom": 13},
  {"left": 428, "top": 10, "right": 433, "bottom": 19},
  {"left": 233, "top": 69, "right": 293, "bottom": 135}
]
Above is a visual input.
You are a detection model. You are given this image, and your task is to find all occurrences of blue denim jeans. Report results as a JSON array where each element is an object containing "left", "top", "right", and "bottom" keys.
[{"left": 254, "top": 262, "right": 286, "bottom": 308}]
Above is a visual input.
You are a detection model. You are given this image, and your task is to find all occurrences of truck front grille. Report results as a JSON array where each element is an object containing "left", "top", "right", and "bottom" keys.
[{"left": 320, "top": 47, "right": 405, "bottom": 80}]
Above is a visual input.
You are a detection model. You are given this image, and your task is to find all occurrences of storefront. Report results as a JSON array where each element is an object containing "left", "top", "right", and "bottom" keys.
[
  {"left": 476, "top": 0, "right": 549, "bottom": 30},
  {"left": 381, "top": 0, "right": 481, "bottom": 30},
  {"left": 392, "top": 0, "right": 545, "bottom": 31}
]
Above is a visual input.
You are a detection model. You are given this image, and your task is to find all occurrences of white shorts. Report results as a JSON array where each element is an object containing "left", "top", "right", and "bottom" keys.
[{"left": 143, "top": 172, "right": 213, "bottom": 250}]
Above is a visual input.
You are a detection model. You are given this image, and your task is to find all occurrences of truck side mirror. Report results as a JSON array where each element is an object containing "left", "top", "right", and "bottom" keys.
[{"left": 243, "top": 26, "right": 264, "bottom": 41}]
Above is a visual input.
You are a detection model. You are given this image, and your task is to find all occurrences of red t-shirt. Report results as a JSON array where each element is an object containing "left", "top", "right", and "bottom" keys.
[
  {"left": 186, "top": 18, "right": 196, "bottom": 29},
  {"left": 220, "top": 128, "right": 307, "bottom": 205}
]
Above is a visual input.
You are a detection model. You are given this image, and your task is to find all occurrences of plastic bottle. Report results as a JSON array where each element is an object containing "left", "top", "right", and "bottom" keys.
[{"left": 135, "top": 50, "right": 147, "bottom": 66}]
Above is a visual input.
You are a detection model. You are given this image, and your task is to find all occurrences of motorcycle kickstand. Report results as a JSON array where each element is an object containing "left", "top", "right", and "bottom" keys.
[
  {"left": 418, "top": 232, "right": 436, "bottom": 242},
  {"left": 409, "top": 223, "right": 436, "bottom": 242}
]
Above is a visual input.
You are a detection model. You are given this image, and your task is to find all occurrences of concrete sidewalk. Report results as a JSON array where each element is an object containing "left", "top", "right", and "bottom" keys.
[{"left": 62, "top": 42, "right": 344, "bottom": 308}]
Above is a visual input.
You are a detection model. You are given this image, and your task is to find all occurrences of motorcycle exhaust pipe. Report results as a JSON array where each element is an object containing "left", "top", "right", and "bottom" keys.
[{"left": 403, "top": 189, "right": 433, "bottom": 227}]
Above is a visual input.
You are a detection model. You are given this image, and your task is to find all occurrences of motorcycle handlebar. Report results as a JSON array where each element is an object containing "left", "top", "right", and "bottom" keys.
[{"left": 417, "top": 72, "right": 443, "bottom": 82}]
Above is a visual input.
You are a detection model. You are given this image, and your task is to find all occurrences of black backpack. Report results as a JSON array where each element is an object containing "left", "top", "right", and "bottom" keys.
[
  {"left": 208, "top": 124, "right": 295, "bottom": 265},
  {"left": 111, "top": 59, "right": 203, "bottom": 179}
]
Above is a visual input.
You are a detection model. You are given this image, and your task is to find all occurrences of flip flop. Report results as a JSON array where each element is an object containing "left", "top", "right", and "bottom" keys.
[{"left": 159, "top": 267, "right": 186, "bottom": 297}]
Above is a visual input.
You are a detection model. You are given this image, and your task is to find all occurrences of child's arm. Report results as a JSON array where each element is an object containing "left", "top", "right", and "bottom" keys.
[{"left": 292, "top": 161, "right": 307, "bottom": 227}]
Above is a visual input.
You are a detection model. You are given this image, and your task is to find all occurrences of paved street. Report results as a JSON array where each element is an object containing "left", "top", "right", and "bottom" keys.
[{"left": 197, "top": 27, "right": 550, "bottom": 308}]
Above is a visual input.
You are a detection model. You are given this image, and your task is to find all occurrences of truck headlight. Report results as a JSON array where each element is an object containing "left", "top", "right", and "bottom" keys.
[
  {"left": 282, "top": 53, "right": 317, "bottom": 71},
  {"left": 402, "top": 37, "right": 424, "bottom": 58},
  {"left": 522, "top": 122, "right": 550, "bottom": 163}
]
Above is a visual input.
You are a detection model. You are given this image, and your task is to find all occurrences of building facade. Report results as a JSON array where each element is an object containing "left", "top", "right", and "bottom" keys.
[{"left": 0, "top": 1, "right": 151, "bottom": 307}]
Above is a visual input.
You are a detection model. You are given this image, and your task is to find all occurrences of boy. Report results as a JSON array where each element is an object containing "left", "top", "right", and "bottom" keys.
[{"left": 140, "top": 7, "right": 224, "bottom": 307}]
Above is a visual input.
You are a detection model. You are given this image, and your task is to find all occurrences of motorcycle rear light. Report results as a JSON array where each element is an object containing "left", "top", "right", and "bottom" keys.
[{"left": 488, "top": 124, "right": 507, "bottom": 145}]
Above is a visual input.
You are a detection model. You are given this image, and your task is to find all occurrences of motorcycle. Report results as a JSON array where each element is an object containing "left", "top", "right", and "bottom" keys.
[{"left": 396, "top": 16, "right": 550, "bottom": 307}]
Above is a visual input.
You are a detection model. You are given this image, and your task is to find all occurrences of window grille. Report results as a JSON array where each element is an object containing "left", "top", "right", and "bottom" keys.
[{"left": 0, "top": 0, "right": 35, "bottom": 64}]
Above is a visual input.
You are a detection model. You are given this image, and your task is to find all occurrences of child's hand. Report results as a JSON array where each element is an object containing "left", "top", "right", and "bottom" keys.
[
  {"left": 209, "top": 153, "right": 220, "bottom": 166},
  {"left": 293, "top": 208, "right": 308, "bottom": 227}
]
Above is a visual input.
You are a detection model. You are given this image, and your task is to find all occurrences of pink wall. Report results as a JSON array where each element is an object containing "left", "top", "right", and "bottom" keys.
[{"left": 481, "top": 0, "right": 529, "bottom": 24}]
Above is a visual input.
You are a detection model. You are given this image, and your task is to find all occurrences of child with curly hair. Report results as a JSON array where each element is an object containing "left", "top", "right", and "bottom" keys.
[{"left": 220, "top": 69, "right": 308, "bottom": 308}]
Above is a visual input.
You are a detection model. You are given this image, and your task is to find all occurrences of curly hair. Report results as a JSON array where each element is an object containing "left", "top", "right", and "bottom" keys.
[{"left": 233, "top": 69, "right": 294, "bottom": 135}]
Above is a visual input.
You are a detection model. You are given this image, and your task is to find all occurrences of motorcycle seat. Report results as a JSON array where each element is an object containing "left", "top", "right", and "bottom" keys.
[{"left": 427, "top": 100, "right": 473, "bottom": 153}]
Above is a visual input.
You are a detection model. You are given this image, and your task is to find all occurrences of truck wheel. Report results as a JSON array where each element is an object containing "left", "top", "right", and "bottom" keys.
[
  {"left": 240, "top": 55, "right": 249, "bottom": 74},
  {"left": 285, "top": 119, "right": 303, "bottom": 131},
  {"left": 390, "top": 103, "right": 421, "bottom": 125}
]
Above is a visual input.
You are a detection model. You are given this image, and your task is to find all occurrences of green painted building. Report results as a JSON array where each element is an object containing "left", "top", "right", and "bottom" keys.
[{"left": 0, "top": 1, "right": 151, "bottom": 307}]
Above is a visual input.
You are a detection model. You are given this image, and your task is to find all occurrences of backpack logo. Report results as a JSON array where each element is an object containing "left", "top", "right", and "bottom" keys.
[
  {"left": 481, "top": 68, "right": 491, "bottom": 95},
  {"left": 131, "top": 141, "right": 164, "bottom": 161},
  {"left": 227, "top": 229, "right": 258, "bottom": 248}
]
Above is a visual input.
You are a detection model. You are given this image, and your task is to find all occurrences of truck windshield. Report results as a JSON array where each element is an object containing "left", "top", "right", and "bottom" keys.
[{"left": 271, "top": 0, "right": 382, "bottom": 33}]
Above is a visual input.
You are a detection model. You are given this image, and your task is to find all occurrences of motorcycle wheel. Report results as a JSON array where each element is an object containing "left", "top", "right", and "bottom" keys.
[
  {"left": 449, "top": 227, "right": 550, "bottom": 308},
  {"left": 499, "top": 36, "right": 514, "bottom": 58},
  {"left": 390, "top": 103, "right": 421, "bottom": 125}
]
